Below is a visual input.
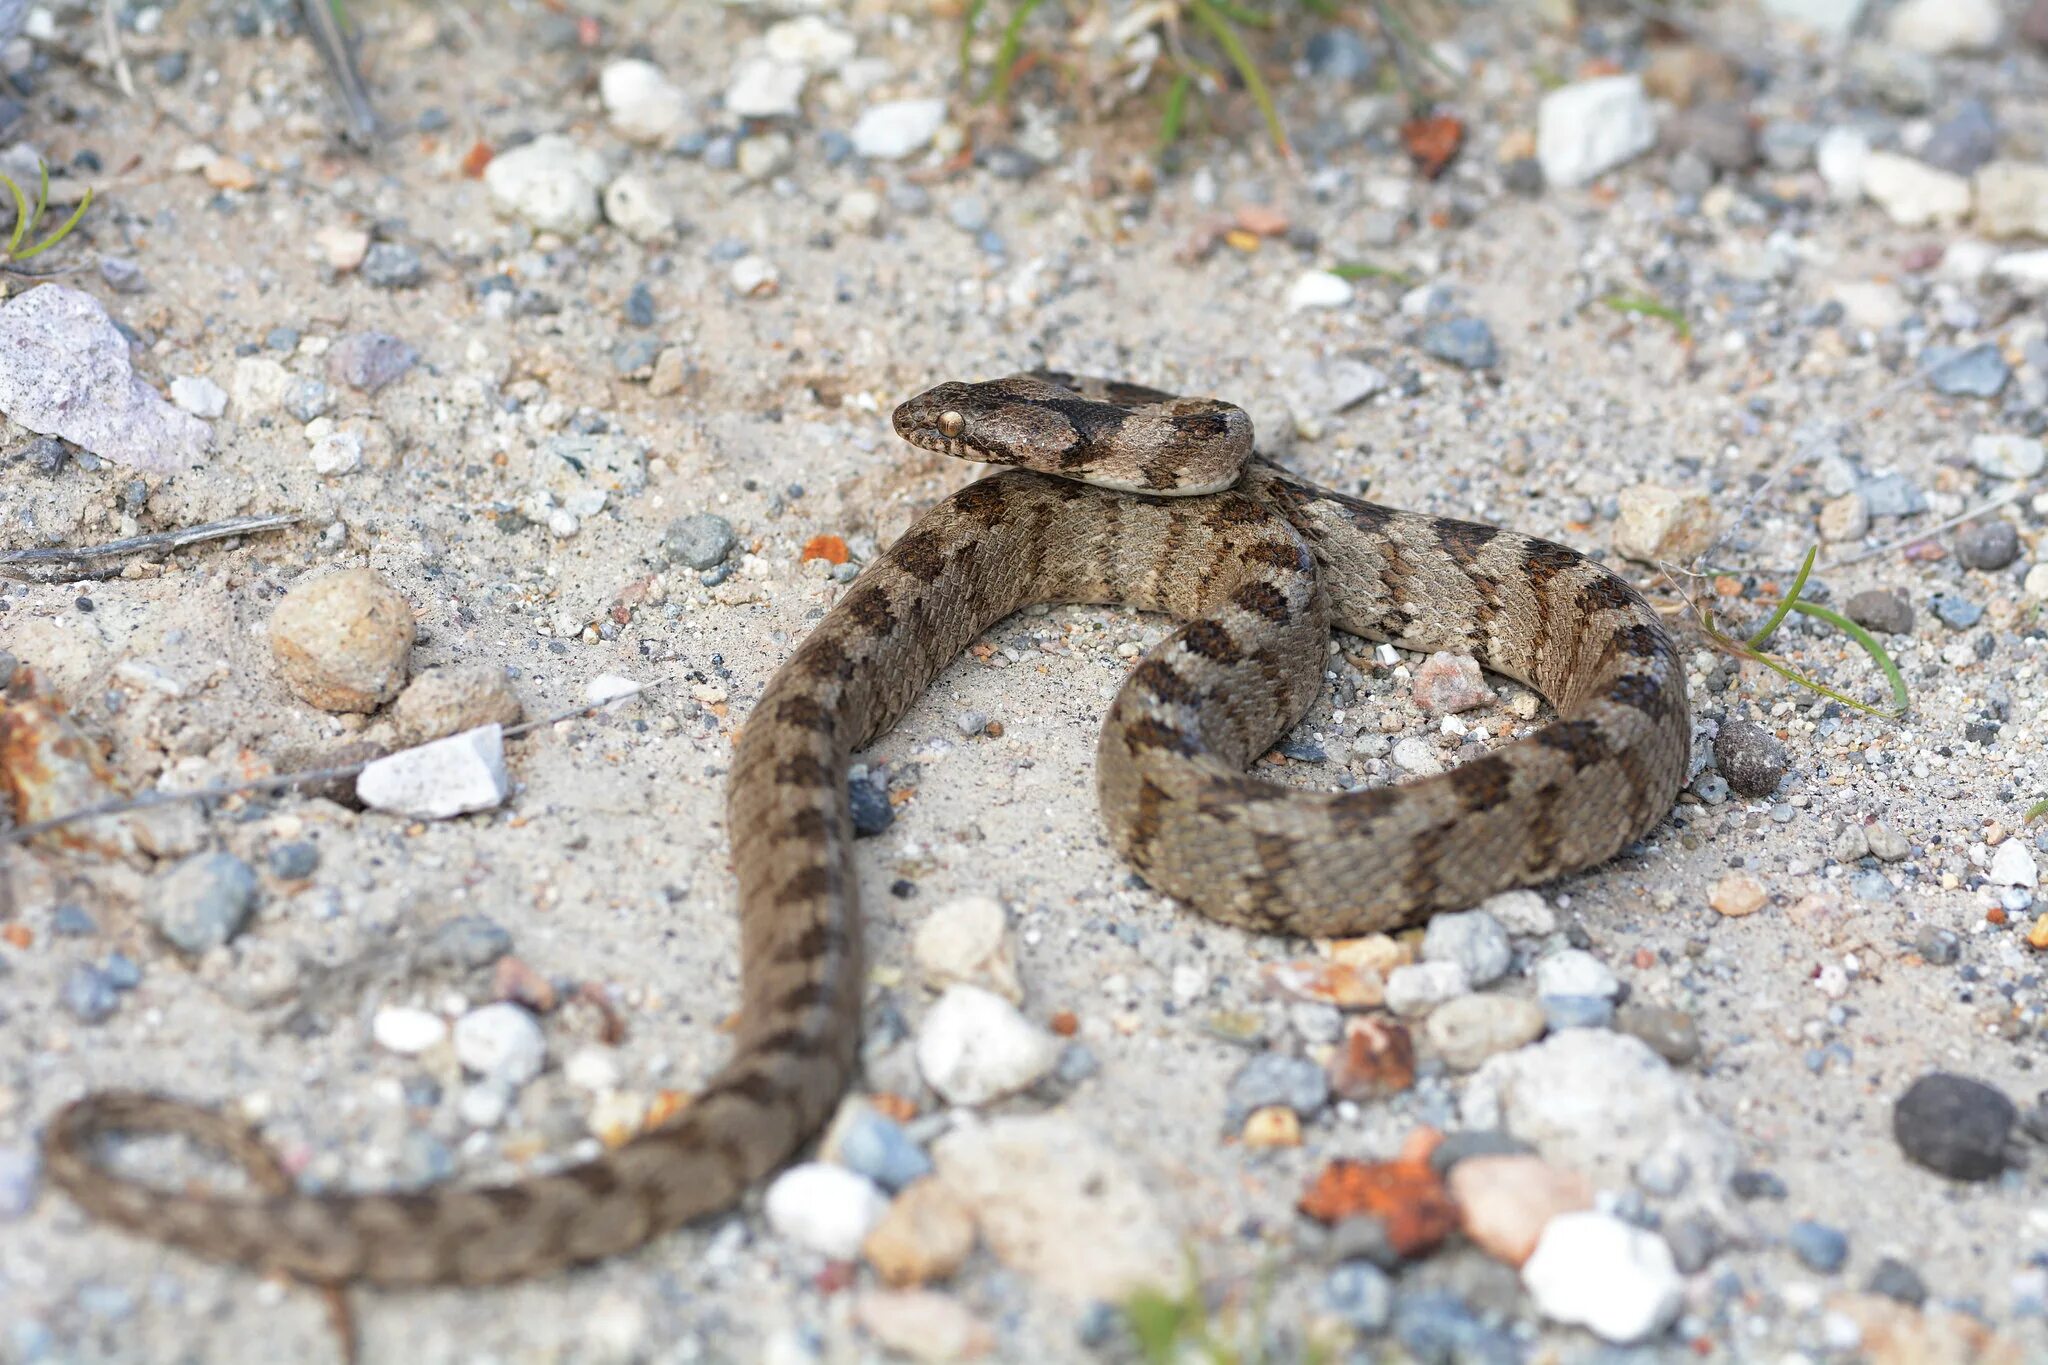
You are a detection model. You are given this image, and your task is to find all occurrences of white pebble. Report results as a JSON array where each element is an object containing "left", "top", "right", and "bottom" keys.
[
  {"left": 459, "top": 1079, "right": 513, "bottom": 1128},
  {"left": 726, "top": 57, "right": 808, "bottom": 120},
  {"left": 1384, "top": 960, "right": 1470, "bottom": 1017},
  {"left": 1422, "top": 909, "right": 1513, "bottom": 987},
  {"left": 912, "top": 895, "right": 1022, "bottom": 1002},
  {"left": 1534, "top": 948, "right": 1619, "bottom": 1000},
  {"left": 1970, "top": 434, "right": 2046, "bottom": 482},
  {"left": 1859, "top": 152, "right": 1971, "bottom": 228},
  {"left": 730, "top": 255, "right": 780, "bottom": 297},
  {"left": 915, "top": 984, "right": 1059, "bottom": 1105},
  {"left": 1815, "top": 126, "right": 1869, "bottom": 202},
  {"left": 484, "top": 135, "right": 607, "bottom": 236},
  {"left": 763, "top": 1162, "right": 889, "bottom": 1259},
  {"left": 602, "top": 172, "right": 675, "bottom": 244},
  {"left": 371, "top": 1005, "right": 447, "bottom": 1055},
  {"left": 308, "top": 428, "right": 363, "bottom": 476},
  {"left": 356, "top": 725, "right": 510, "bottom": 820},
  {"left": 564, "top": 1046, "right": 623, "bottom": 1093},
  {"left": 600, "top": 59, "right": 690, "bottom": 144},
  {"left": 851, "top": 99, "right": 947, "bottom": 160},
  {"left": 1991, "top": 840, "right": 2039, "bottom": 889},
  {"left": 1886, "top": 0, "right": 2001, "bottom": 52},
  {"left": 586, "top": 674, "right": 644, "bottom": 708},
  {"left": 453, "top": 1001, "right": 547, "bottom": 1085},
  {"left": 1286, "top": 270, "right": 1354, "bottom": 313},
  {"left": 765, "top": 16, "right": 856, "bottom": 67},
  {"left": 1479, "top": 889, "right": 1557, "bottom": 936},
  {"left": 169, "top": 375, "right": 228, "bottom": 419},
  {"left": 1537, "top": 77, "right": 1656, "bottom": 189},
  {"left": 1391, "top": 737, "right": 1443, "bottom": 776},
  {"left": 1523, "top": 1211, "right": 1683, "bottom": 1344}
]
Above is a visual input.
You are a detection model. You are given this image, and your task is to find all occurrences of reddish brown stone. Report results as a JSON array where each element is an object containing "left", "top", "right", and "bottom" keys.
[{"left": 1328, "top": 1014, "right": 1416, "bottom": 1100}]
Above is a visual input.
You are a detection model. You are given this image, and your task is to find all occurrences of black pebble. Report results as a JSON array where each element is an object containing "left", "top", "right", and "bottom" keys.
[
  {"left": 1715, "top": 720, "right": 1787, "bottom": 798},
  {"left": 1893, "top": 1072, "right": 2016, "bottom": 1181},
  {"left": 848, "top": 774, "right": 893, "bottom": 837}
]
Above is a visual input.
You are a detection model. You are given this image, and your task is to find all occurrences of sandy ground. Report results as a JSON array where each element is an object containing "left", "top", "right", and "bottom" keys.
[{"left": 5, "top": 0, "right": 2048, "bottom": 1360}]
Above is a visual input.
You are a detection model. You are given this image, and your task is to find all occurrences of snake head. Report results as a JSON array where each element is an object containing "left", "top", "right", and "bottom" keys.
[{"left": 891, "top": 379, "right": 1041, "bottom": 465}]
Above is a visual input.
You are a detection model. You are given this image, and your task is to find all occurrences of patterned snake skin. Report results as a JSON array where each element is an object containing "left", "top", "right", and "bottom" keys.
[{"left": 43, "top": 372, "right": 1689, "bottom": 1288}]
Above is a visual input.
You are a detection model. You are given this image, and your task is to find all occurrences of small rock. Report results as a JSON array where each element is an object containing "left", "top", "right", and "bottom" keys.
[
  {"left": 1788, "top": 1220, "right": 1849, "bottom": 1273},
  {"left": 151, "top": 852, "right": 259, "bottom": 954},
  {"left": 1861, "top": 473, "right": 1928, "bottom": 518},
  {"left": 1321, "top": 1262, "right": 1393, "bottom": 1332},
  {"left": 388, "top": 664, "right": 523, "bottom": 747},
  {"left": 1868, "top": 822, "right": 1911, "bottom": 862},
  {"left": 1390, "top": 737, "right": 1442, "bottom": 776},
  {"left": 601, "top": 59, "right": 690, "bottom": 143},
  {"left": 1543, "top": 994, "right": 1615, "bottom": 1031},
  {"left": 1955, "top": 520, "right": 2020, "bottom": 571},
  {"left": 373, "top": 1005, "right": 448, "bottom": 1054},
  {"left": 849, "top": 773, "right": 893, "bottom": 837},
  {"left": 169, "top": 375, "right": 228, "bottom": 419},
  {"left": 1975, "top": 162, "right": 2048, "bottom": 240},
  {"left": 1328, "top": 1015, "right": 1417, "bottom": 1099},
  {"left": 1923, "top": 344, "right": 2010, "bottom": 398},
  {"left": 915, "top": 985, "right": 1058, "bottom": 1105},
  {"left": 663, "top": 513, "right": 735, "bottom": 569},
  {"left": 361, "top": 243, "right": 422, "bottom": 289},
  {"left": 327, "top": 330, "right": 418, "bottom": 393},
  {"left": 765, "top": 1162, "right": 889, "bottom": 1259},
  {"left": 1425, "top": 995, "right": 1546, "bottom": 1071},
  {"left": 1537, "top": 76, "right": 1657, "bottom": 189},
  {"left": 1715, "top": 721, "right": 1787, "bottom": 797},
  {"left": 853, "top": 1290, "right": 991, "bottom": 1362},
  {"left": 1305, "top": 27, "right": 1378, "bottom": 84},
  {"left": 725, "top": 56, "right": 807, "bottom": 120},
  {"left": 1616, "top": 1004, "right": 1700, "bottom": 1064},
  {"left": 863, "top": 1178, "right": 975, "bottom": 1286},
  {"left": 1930, "top": 594, "right": 1985, "bottom": 630},
  {"left": 357, "top": 726, "right": 510, "bottom": 820},
  {"left": 1614, "top": 485, "right": 1717, "bottom": 564},
  {"left": 1666, "top": 102, "right": 1757, "bottom": 171},
  {"left": 602, "top": 173, "right": 675, "bottom": 244},
  {"left": 314, "top": 224, "right": 370, "bottom": 272},
  {"left": 99, "top": 257, "right": 148, "bottom": 294},
  {"left": 1892, "top": 1072, "right": 2016, "bottom": 1180},
  {"left": 1887, "top": 0, "right": 2002, "bottom": 52},
  {"left": 484, "top": 135, "right": 607, "bottom": 236},
  {"left": 1385, "top": 960, "right": 1470, "bottom": 1017},
  {"left": 912, "top": 896, "right": 1021, "bottom": 1003},
  {"left": 828, "top": 1101, "right": 933, "bottom": 1192},
  {"left": 1287, "top": 270, "right": 1354, "bottom": 312},
  {"left": 1522, "top": 1211, "right": 1683, "bottom": 1344},
  {"left": 1450, "top": 1154, "right": 1594, "bottom": 1267},
  {"left": 1534, "top": 949, "right": 1618, "bottom": 1000},
  {"left": 1480, "top": 889, "right": 1556, "bottom": 936},
  {"left": 1421, "top": 909, "right": 1512, "bottom": 986},
  {"left": 1419, "top": 317, "right": 1498, "bottom": 370},
  {"left": 1412, "top": 653, "right": 1493, "bottom": 714},
  {"left": 452, "top": 1002, "right": 546, "bottom": 1085},
  {"left": 1817, "top": 126, "right": 1871, "bottom": 201},
  {"left": 851, "top": 100, "right": 946, "bottom": 160},
  {"left": 1990, "top": 840, "right": 2038, "bottom": 887},
  {"left": 1845, "top": 589, "right": 1913, "bottom": 635},
  {"left": 1969, "top": 434, "right": 2046, "bottom": 481},
  {"left": 60, "top": 964, "right": 120, "bottom": 1022},
  {"left": 1225, "top": 1051, "right": 1330, "bottom": 1127},
  {"left": 1860, "top": 152, "right": 1972, "bottom": 227},
  {"left": 1818, "top": 492, "right": 1870, "bottom": 543},
  {"left": 1866, "top": 1256, "right": 1929, "bottom": 1306},
  {"left": 1920, "top": 101, "right": 2000, "bottom": 177}
]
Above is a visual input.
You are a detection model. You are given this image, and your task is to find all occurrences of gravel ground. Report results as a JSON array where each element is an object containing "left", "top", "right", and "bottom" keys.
[{"left": 5, "top": 0, "right": 2048, "bottom": 1360}]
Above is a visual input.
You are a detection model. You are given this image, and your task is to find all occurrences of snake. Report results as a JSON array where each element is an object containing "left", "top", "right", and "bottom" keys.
[{"left": 43, "top": 371, "right": 1689, "bottom": 1290}]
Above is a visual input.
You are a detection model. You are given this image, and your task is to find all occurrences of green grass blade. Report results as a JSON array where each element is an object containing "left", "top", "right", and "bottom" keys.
[
  {"left": 1188, "top": 0, "right": 1290, "bottom": 158},
  {"left": 1785, "top": 600, "right": 1909, "bottom": 717},
  {"left": 1601, "top": 290, "right": 1691, "bottom": 340},
  {"left": 1328, "top": 260, "right": 1416, "bottom": 284},
  {"left": 1159, "top": 69, "right": 1195, "bottom": 148},
  {"left": 15, "top": 187, "right": 93, "bottom": 262},
  {"left": 1745, "top": 545, "right": 1816, "bottom": 649},
  {"left": 986, "top": 0, "right": 1048, "bottom": 107},
  {"left": 0, "top": 173, "right": 28, "bottom": 257},
  {"left": 32, "top": 160, "right": 50, "bottom": 235},
  {"left": 1206, "top": 0, "right": 1276, "bottom": 26}
]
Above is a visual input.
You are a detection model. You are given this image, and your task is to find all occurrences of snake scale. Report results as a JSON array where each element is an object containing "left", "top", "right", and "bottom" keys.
[{"left": 44, "top": 371, "right": 1689, "bottom": 1290}]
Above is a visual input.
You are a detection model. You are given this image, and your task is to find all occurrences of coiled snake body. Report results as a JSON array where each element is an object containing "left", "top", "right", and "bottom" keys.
[{"left": 45, "top": 372, "right": 1689, "bottom": 1289}]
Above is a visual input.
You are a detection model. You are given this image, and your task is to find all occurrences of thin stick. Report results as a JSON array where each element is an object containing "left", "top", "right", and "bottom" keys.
[
  {"left": 1822, "top": 486, "right": 2027, "bottom": 569},
  {"left": 0, "top": 684, "right": 664, "bottom": 847},
  {"left": 0, "top": 513, "right": 300, "bottom": 582},
  {"left": 99, "top": 0, "right": 137, "bottom": 101}
]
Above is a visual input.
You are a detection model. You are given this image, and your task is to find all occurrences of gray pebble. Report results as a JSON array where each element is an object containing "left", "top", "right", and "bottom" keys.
[
  {"left": 22, "top": 435, "right": 68, "bottom": 474},
  {"left": 1893, "top": 1071, "right": 2015, "bottom": 1181},
  {"left": 1923, "top": 344, "right": 2011, "bottom": 399},
  {"left": 361, "top": 242, "right": 424, "bottom": 289},
  {"left": 1419, "top": 316, "right": 1498, "bottom": 371},
  {"left": 328, "top": 331, "right": 418, "bottom": 393},
  {"left": 1616, "top": 1003, "right": 1700, "bottom": 1064},
  {"left": 1715, "top": 720, "right": 1787, "bottom": 798},
  {"left": 1919, "top": 99, "right": 1999, "bottom": 176},
  {"left": 1787, "top": 1220, "right": 1848, "bottom": 1273},
  {"left": 427, "top": 914, "right": 514, "bottom": 969},
  {"left": 1326, "top": 1215, "right": 1402, "bottom": 1267},
  {"left": 1758, "top": 119, "right": 1820, "bottom": 170},
  {"left": 1305, "top": 27, "right": 1378, "bottom": 84},
  {"left": 1860, "top": 473, "right": 1927, "bottom": 519},
  {"left": 1542, "top": 994, "right": 1615, "bottom": 1031},
  {"left": 702, "top": 135, "right": 737, "bottom": 171},
  {"left": 1666, "top": 1213, "right": 1721, "bottom": 1273},
  {"left": 1845, "top": 588, "right": 1912, "bottom": 635},
  {"left": 1852, "top": 869, "right": 1896, "bottom": 902},
  {"left": 1225, "top": 1051, "right": 1329, "bottom": 1127},
  {"left": 624, "top": 282, "right": 656, "bottom": 327},
  {"left": 60, "top": 964, "right": 120, "bottom": 1023},
  {"left": 99, "top": 257, "right": 148, "bottom": 294},
  {"left": 614, "top": 338, "right": 661, "bottom": 375},
  {"left": 286, "top": 378, "right": 333, "bottom": 423},
  {"left": 955, "top": 709, "right": 988, "bottom": 737},
  {"left": 1322, "top": 1262, "right": 1392, "bottom": 1332},
  {"left": 1867, "top": 822, "right": 1910, "bottom": 862},
  {"left": 151, "top": 852, "right": 259, "bottom": 954},
  {"left": 1866, "top": 1255, "right": 1928, "bottom": 1305},
  {"left": 1055, "top": 1041, "right": 1100, "bottom": 1084},
  {"left": 1420, "top": 908, "right": 1512, "bottom": 987},
  {"left": 267, "top": 841, "right": 319, "bottom": 879},
  {"left": 818, "top": 130, "right": 854, "bottom": 166},
  {"left": 51, "top": 904, "right": 96, "bottom": 936},
  {"left": 1427, "top": 1129, "right": 1535, "bottom": 1175},
  {"left": 947, "top": 195, "right": 990, "bottom": 233},
  {"left": 662, "top": 513, "right": 735, "bottom": 570},
  {"left": 979, "top": 145, "right": 1041, "bottom": 180},
  {"left": 1634, "top": 1148, "right": 1690, "bottom": 1197},
  {"left": 101, "top": 952, "right": 141, "bottom": 990},
  {"left": 1930, "top": 594, "right": 1983, "bottom": 630},
  {"left": 848, "top": 773, "right": 893, "bottom": 837},
  {"left": 886, "top": 182, "right": 931, "bottom": 216},
  {"left": 1955, "top": 520, "right": 2020, "bottom": 571},
  {"left": 266, "top": 326, "right": 301, "bottom": 352},
  {"left": 834, "top": 1106, "right": 931, "bottom": 1191}
]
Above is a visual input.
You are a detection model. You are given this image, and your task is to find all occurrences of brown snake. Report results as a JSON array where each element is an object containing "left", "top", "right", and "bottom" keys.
[{"left": 44, "top": 371, "right": 1689, "bottom": 1290}]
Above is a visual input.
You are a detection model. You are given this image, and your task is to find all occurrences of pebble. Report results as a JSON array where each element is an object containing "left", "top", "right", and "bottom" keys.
[
  {"left": 1542, "top": 994, "right": 1615, "bottom": 1030},
  {"left": 851, "top": 100, "right": 946, "bottom": 160},
  {"left": 484, "top": 135, "right": 607, "bottom": 235},
  {"left": 1860, "top": 473, "right": 1926, "bottom": 518},
  {"left": 1425, "top": 995, "right": 1546, "bottom": 1070},
  {"left": 1859, "top": 152, "right": 1971, "bottom": 227},
  {"left": 1788, "top": 1220, "right": 1850, "bottom": 1273},
  {"left": 915, "top": 984, "right": 1058, "bottom": 1105},
  {"left": 1463, "top": 1030, "right": 1715, "bottom": 1182},
  {"left": 327, "top": 330, "right": 417, "bottom": 393},
  {"left": 1385, "top": 960, "right": 1470, "bottom": 1016},
  {"left": 1613, "top": 485, "right": 1717, "bottom": 563},
  {"left": 1956, "top": 520, "right": 2020, "bottom": 571},
  {"left": 1817, "top": 126, "right": 1871, "bottom": 200},
  {"left": 1709, "top": 872, "right": 1768, "bottom": 918},
  {"left": 60, "top": 963, "right": 120, "bottom": 1022},
  {"left": 1322, "top": 1261, "right": 1393, "bottom": 1332},
  {"left": 361, "top": 243, "right": 422, "bottom": 289},
  {"left": 1480, "top": 889, "right": 1556, "bottom": 936},
  {"left": 372, "top": 1005, "right": 448, "bottom": 1054},
  {"left": 1534, "top": 949, "right": 1618, "bottom": 1000},
  {"left": 1225, "top": 1051, "right": 1330, "bottom": 1126},
  {"left": 1328, "top": 1015, "right": 1417, "bottom": 1099},
  {"left": 1867, "top": 1256, "right": 1929, "bottom": 1305},
  {"left": 1976, "top": 161, "right": 2048, "bottom": 240},
  {"left": 1537, "top": 76, "right": 1656, "bottom": 188},
  {"left": 1920, "top": 100, "right": 2000, "bottom": 177},
  {"left": 1412, "top": 652, "right": 1493, "bottom": 714},
  {"left": 1615, "top": 1004, "right": 1700, "bottom": 1064},
  {"left": 388, "top": 664, "right": 523, "bottom": 747},
  {"left": 1992, "top": 839, "right": 2039, "bottom": 888},
  {"left": 1419, "top": 317, "right": 1498, "bottom": 370},
  {"left": 1714, "top": 721, "right": 1787, "bottom": 798},
  {"left": 828, "top": 1102, "right": 933, "bottom": 1192},
  {"left": 357, "top": 725, "right": 510, "bottom": 820},
  {"left": 725, "top": 57, "right": 807, "bottom": 120},
  {"left": 736, "top": 133, "right": 793, "bottom": 182},
  {"left": 933, "top": 1116, "right": 1178, "bottom": 1299},
  {"left": 1818, "top": 492, "right": 1870, "bottom": 543},
  {"left": 1845, "top": 589, "right": 1913, "bottom": 635},
  {"left": 1892, "top": 1072, "right": 2015, "bottom": 1180},
  {"left": 600, "top": 59, "right": 690, "bottom": 144},
  {"left": 152, "top": 852, "right": 258, "bottom": 954},
  {"left": 51, "top": 905, "right": 97, "bottom": 936},
  {"left": 1923, "top": 343, "right": 2010, "bottom": 398},
  {"left": 168, "top": 375, "right": 228, "bottom": 419},
  {"left": 1522, "top": 1211, "right": 1683, "bottom": 1344},
  {"left": 1450, "top": 1154, "right": 1593, "bottom": 1267},
  {"left": 452, "top": 1002, "right": 546, "bottom": 1085},
  {"left": 1887, "top": 0, "right": 2002, "bottom": 52},
  {"left": 764, "top": 1162, "right": 889, "bottom": 1259},
  {"left": 848, "top": 773, "right": 893, "bottom": 837},
  {"left": 912, "top": 896, "right": 1020, "bottom": 1002},
  {"left": 1969, "top": 434, "right": 2046, "bottom": 481},
  {"left": 1390, "top": 737, "right": 1443, "bottom": 776},
  {"left": 1930, "top": 594, "right": 1984, "bottom": 630},
  {"left": 1287, "top": 270, "right": 1354, "bottom": 312},
  {"left": 862, "top": 1177, "right": 975, "bottom": 1286},
  {"left": 853, "top": 1291, "right": 991, "bottom": 1362},
  {"left": 662, "top": 513, "right": 735, "bottom": 570},
  {"left": 1421, "top": 909, "right": 1512, "bottom": 987},
  {"left": 602, "top": 173, "right": 675, "bottom": 244}
]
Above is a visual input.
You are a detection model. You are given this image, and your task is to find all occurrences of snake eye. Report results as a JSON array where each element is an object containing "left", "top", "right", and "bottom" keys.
[{"left": 937, "top": 411, "right": 965, "bottom": 438}]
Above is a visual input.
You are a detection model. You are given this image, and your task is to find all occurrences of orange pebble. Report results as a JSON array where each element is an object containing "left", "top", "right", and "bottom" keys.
[{"left": 801, "top": 535, "right": 849, "bottom": 565}]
